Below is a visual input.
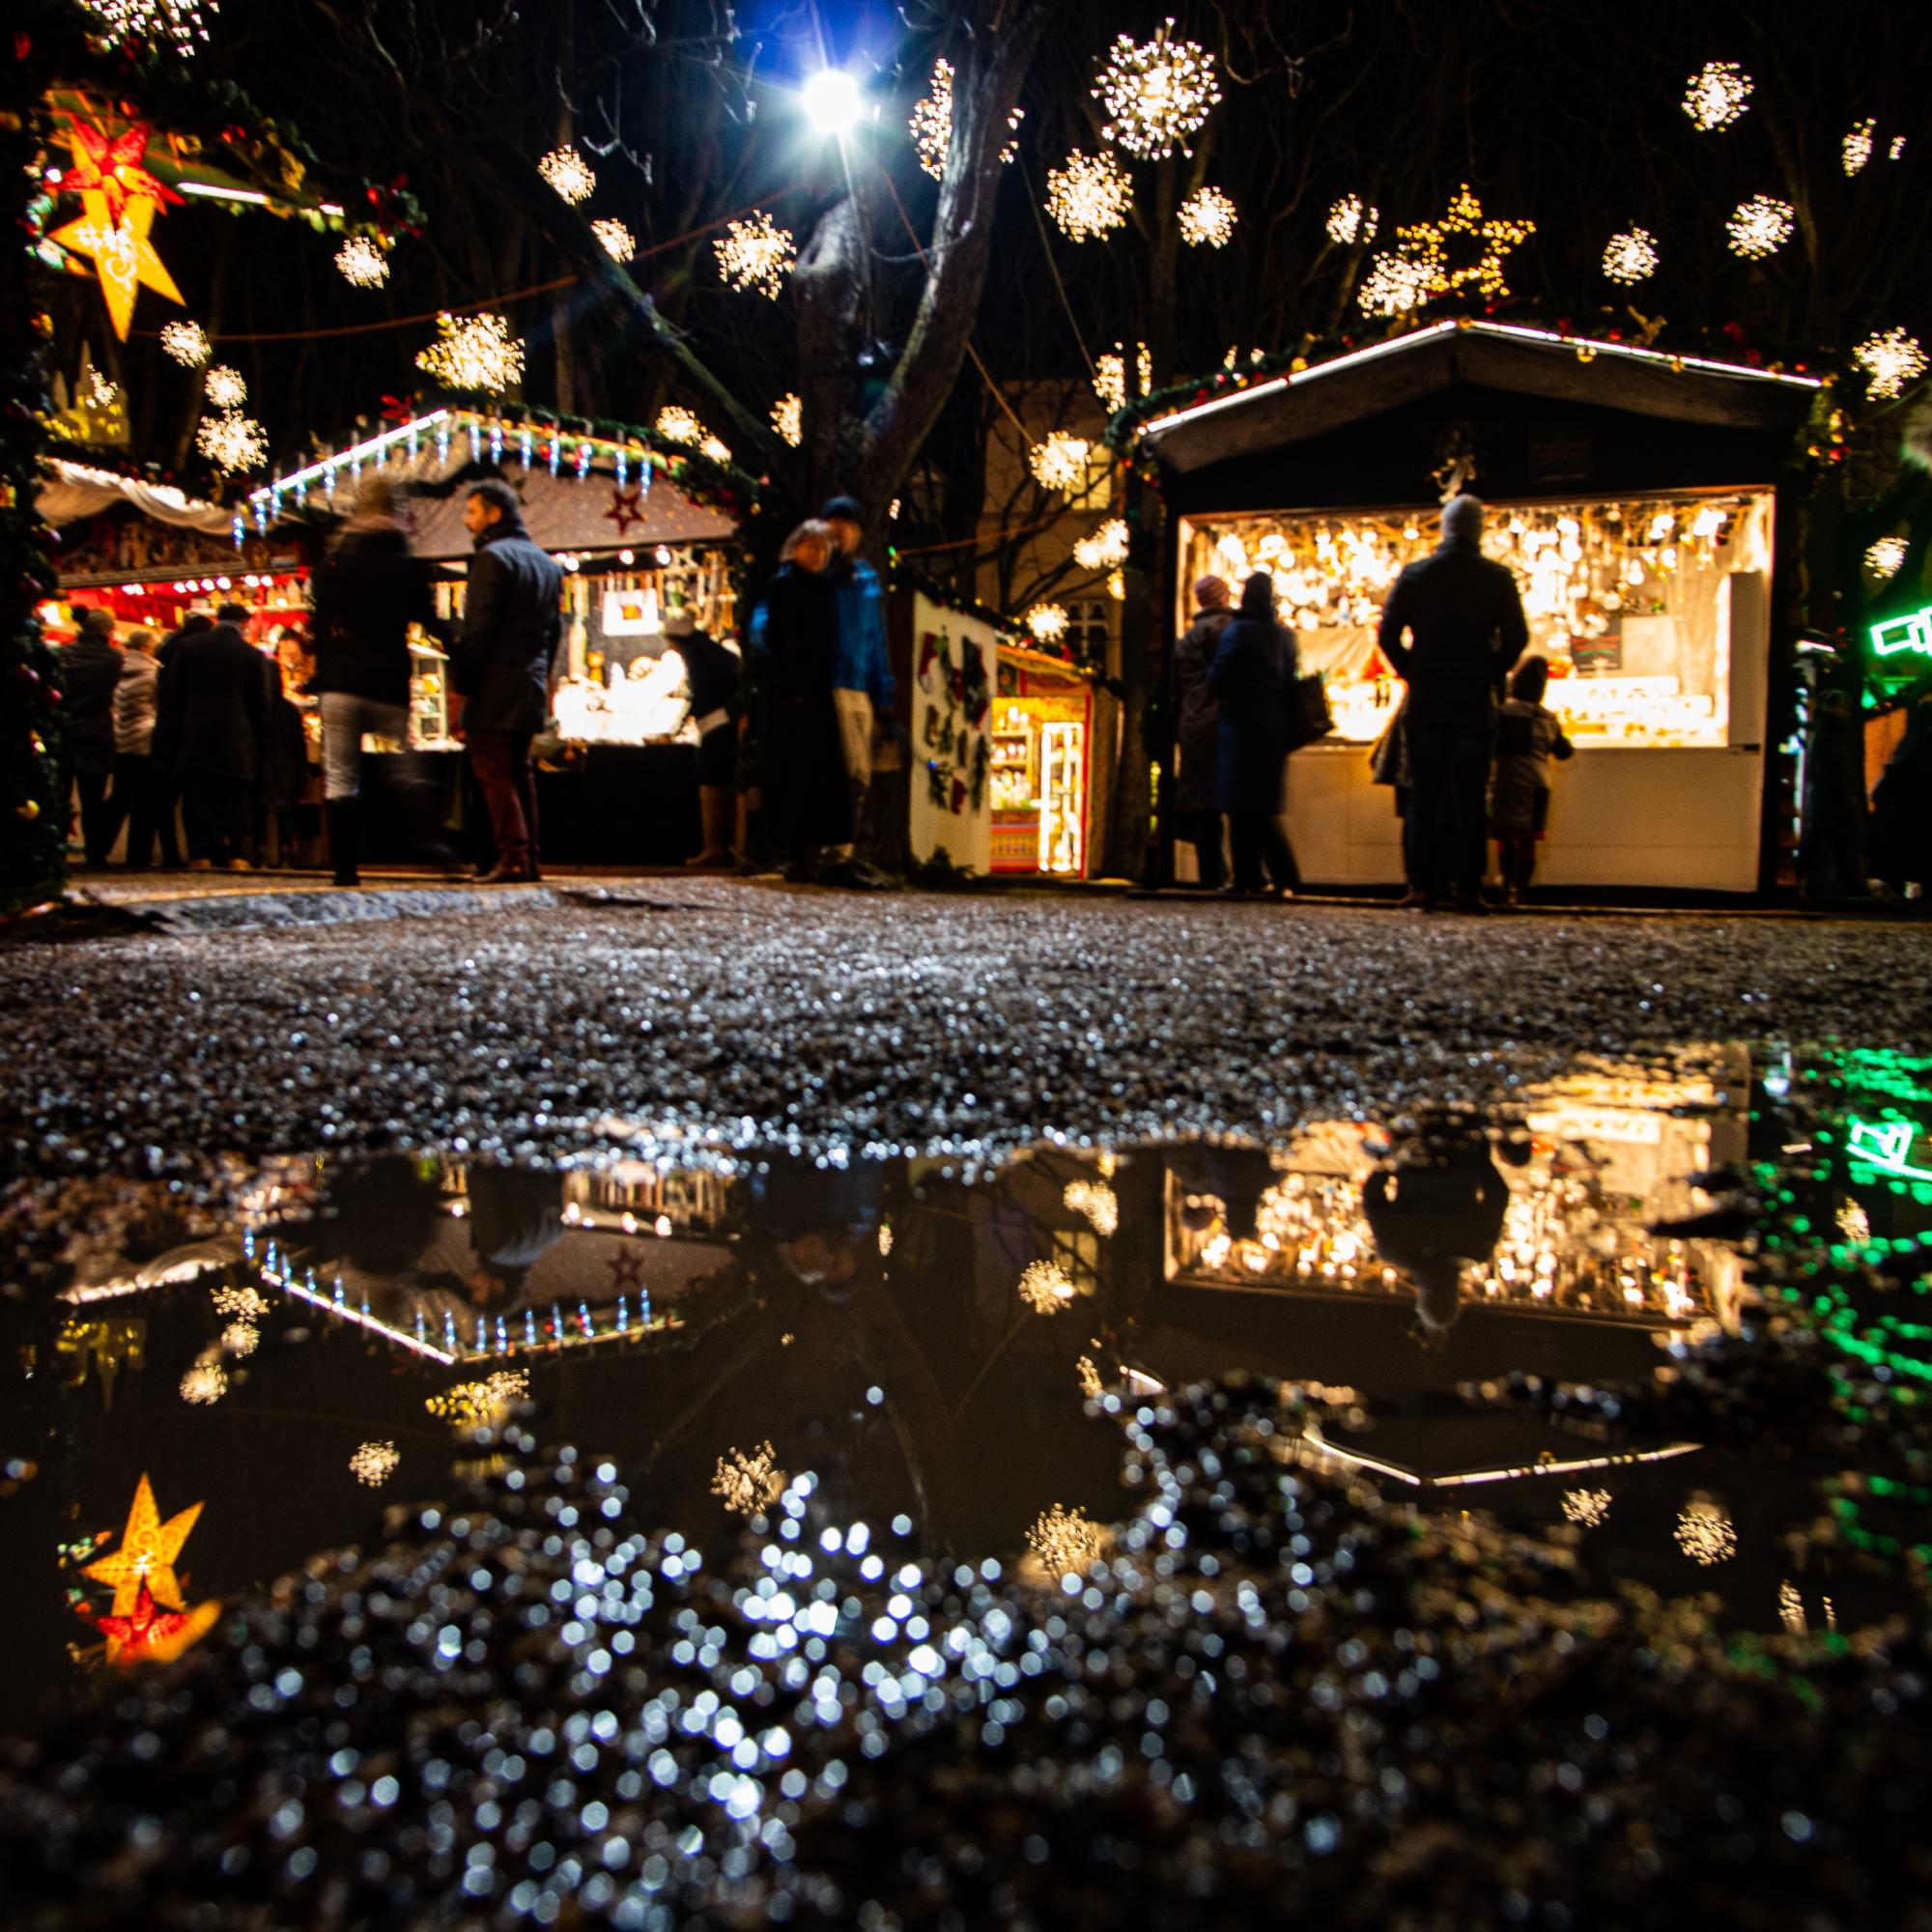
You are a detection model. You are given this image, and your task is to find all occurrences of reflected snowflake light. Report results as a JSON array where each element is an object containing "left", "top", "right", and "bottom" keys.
[
  {"left": 158, "top": 319, "right": 209, "bottom": 366},
  {"left": 1326, "top": 194, "right": 1378, "bottom": 247},
  {"left": 1076, "top": 1355, "right": 1104, "bottom": 1399},
  {"left": 426, "top": 1369, "right": 528, "bottom": 1427},
  {"left": 179, "top": 1359, "right": 226, "bottom": 1404},
  {"left": 1178, "top": 186, "right": 1236, "bottom": 248},
  {"left": 1852, "top": 327, "right": 1927, "bottom": 401},
  {"left": 1674, "top": 1497, "right": 1736, "bottom": 1565},
  {"left": 334, "top": 236, "right": 388, "bottom": 287},
  {"left": 211, "top": 1282, "right": 270, "bottom": 1318},
  {"left": 1026, "top": 1503, "right": 1109, "bottom": 1574},
  {"left": 538, "top": 145, "right": 595, "bottom": 204},
  {"left": 1601, "top": 227, "right": 1659, "bottom": 285},
  {"left": 1017, "top": 1257, "right": 1075, "bottom": 1312},
  {"left": 1045, "top": 152, "right": 1132, "bottom": 242},
  {"left": 714, "top": 213, "right": 795, "bottom": 298},
  {"left": 711, "top": 1441, "right": 784, "bottom": 1516},
  {"left": 220, "top": 1320, "right": 258, "bottom": 1357},
  {"left": 1094, "top": 21, "right": 1221, "bottom": 161},
  {"left": 349, "top": 1440, "right": 399, "bottom": 1488},
  {"left": 1726, "top": 196, "right": 1794, "bottom": 260},
  {"left": 1683, "top": 61, "right": 1752, "bottom": 131},
  {"left": 1064, "top": 1178, "right": 1120, "bottom": 1236}
]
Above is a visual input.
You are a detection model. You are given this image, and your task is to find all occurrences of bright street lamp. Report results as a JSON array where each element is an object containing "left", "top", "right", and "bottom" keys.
[{"left": 802, "top": 68, "right": 865, "bottom": 136}]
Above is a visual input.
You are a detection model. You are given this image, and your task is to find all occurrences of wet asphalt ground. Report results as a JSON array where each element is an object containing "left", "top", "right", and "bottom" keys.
[{"left": 3, "top": 880, "right": 1925, "bottom": 1175}]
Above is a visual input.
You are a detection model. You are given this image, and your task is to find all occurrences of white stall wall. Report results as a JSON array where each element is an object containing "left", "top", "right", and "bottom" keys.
[{"left": 908, "top": 591, "right": 996, "bottom": 874}]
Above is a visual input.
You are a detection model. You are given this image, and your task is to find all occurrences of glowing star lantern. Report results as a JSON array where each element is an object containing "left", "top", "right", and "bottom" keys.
[
  {"left": 1844, "top": 118, "right": 1876, "bottom": 177},
  {"left": 1045, "top": 151, "right": 1133, "bottom": 242},
  {"left": 91, "top": 1584, "right": 221, "bottom": 1667},
  {"left": 195, "top": 412, "right": 267, "bottom": 474},
  {"left": 1028, "top": 430, "right": 1092, "bottom": 493},
  {"left": 1094, "top": 20, "right": 1222, "bottom": 161},
  {"left": 1357, "top": 250, "right": 1431, "bottom": 318},
  {"left": 1682, "top": 61, "right": 1752, "bottom": 131},
  {"left": 1601, "top": 227, "right": 1659, "bottom": 285},
  {"left": 713, "top": 212, "right": 795, "bottom": 299},
  {"left": 349, "top": 1440, "right": 399, "bottom": 1488},
  {"left": 1017, "top": 1256, "right": 1075, "bottom": 1311},
  {"left": 79, "top": 0, "right": 217, "bottom": 58},
  {"left": 1093, "top": 343, "right": 1152, "bottom": 413},
  {"left": 656, "top": 405, "right": 702, "bottom": 445},
  {"left": 711, "top": 1441, "right": 784, "bottom": 1516},
  {"left": 1397, "top": 185, "right": 1536, "bottom": 301},
  {"left": 1865, "top": 535, "right": 1908, "bottom": 580},
  {"left": 83, "top": 1472, "right": 203, "bottom": 1614},
  {"left": 1726, "top": 195, "right": 1795, "bottom": 260},
  {"left": 910, "top": 57, "right": 1023, "bottom": 181},
  {"left": 1026, "top": 1503, "right": 1109, "bottom": 1575},
  {"left": 63, "top": 115, "right": 181, "bottom": 223},
  {"left": 1074, "top": 519, "right": 1131, "bottom": 572},
  {"left": 1326, "top": 194, "right": 1378, "bottom": 247},
  {"left": 538, "top": 145, "right": 596, "bottom": 204},
  {"left": 158, "top": 319, "right": 210, "bottom": 366},
  {"left": 415, "top": 312, "right": 525, "bottom": 394},
  {"left": 1178, "top": 185, "right": 1237, "bottom": 248},
  {"left": 1674, "top": 1497, "right": 1737, "bottom": 1565},
  {"left": 592, "top": 218, "right": 636, "bottom": 264},
  {"left": 334, "top": 235, "right": 389, "bottom": 287},
  {"left": 179, "top": 1358, "right": 228, "bottom": 1402},
  {"left": 771, "top": 393, "right": 803, "bottom": 448},
  {"left": 49, "top": 194, "right": 184, "bottom": 343},
  {"left": 203, "top": 363, "right": 246, "bottom": 410},
  {"left": 1853, "top": 327, "right": 1927, "bottom": 401}
]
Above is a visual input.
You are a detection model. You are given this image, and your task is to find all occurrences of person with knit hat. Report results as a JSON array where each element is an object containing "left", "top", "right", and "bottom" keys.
[
  {"left": 1170, "top": 574, "right": 1235, "bottom": 888},
  {"left": 1375, "top": 494, "right": 1528, "bottom": 913}
]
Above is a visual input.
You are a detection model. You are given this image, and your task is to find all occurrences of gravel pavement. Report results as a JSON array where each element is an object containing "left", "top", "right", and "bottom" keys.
[{"left": 3, "top": 881, "right": 1925, "bottom": 1175}]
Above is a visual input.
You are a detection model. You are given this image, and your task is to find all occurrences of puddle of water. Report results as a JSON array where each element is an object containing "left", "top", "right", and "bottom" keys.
[{"left": 7, "top": 1043, "right": 1931, "bottom": 1731}]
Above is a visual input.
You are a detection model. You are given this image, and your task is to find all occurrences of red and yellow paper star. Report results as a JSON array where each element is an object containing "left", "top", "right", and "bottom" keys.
[
  {"left": 82, "top": 1471, "right": 203, "bottom": 1614},
  {"left": 89, "top": 1583, "right": 220, "bottom": 1667},
  {"left": 50, "top": 119, "right": 185, "bottom": 341},
  {"left": 64, "top": 116, "right": 183, "bottom": 223}
]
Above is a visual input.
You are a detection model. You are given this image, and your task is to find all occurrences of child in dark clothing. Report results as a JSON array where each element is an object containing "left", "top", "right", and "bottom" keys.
[{"left": 1491, "top": 655, "right": 1573, "bottom": 902}]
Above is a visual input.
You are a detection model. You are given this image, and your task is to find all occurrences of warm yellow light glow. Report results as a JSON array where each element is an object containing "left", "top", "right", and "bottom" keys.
[
  {"left": 1045, "top": 151, "right": 1132, "bottom": 242},
  {"left": 1843, "top": 118, "right": 1876, "bottom": 177},
  {"left": 1326, "top": 194, "right": 1378, "bottom": 247},
  {"left": 1561, "top": 1487, "right": 1611, "bottom": 1526},
  {"left": 1601, "top": 227, "right": 1659, "bottom": 285},
  {"left": 1357, "top": 250, "right": 1430, "bottom": 318},
  {"left": 158, "top": 318, "right": 209, "bottom": 365},
  {"left": 426, "top": 1369, "right": 528, "bottom": 1426},
  {"left": 1178, "top": 185, "right": 1236, "bottom": 248},
  {"left": 538, "top": 145, "right": 596, "bottom": 204},
  {"left": 1865, "top": 535, "right": 1908, "bottom": 580},
  {"left": 1094, "top": 20, "right": 1221, "bottom": 161},
  {"left": 1093, "top": 343, "right": 1151, "bottom": 412},
  {"left": 1683, "top": 61, "right": 1752, "bottom": 131},
  {"left": 179, "top": 1358, "right": 227, "bottom": 1403},
  {"left": 910, "top": 56, "right": 1022, "bottom": 181},
  {"left": 713, "top": 212, "right": 795, "bottom": 298},
  {"left": 711, "top": 1441, "right": 784, "bottom": 1515},
  {"left": 334, "top": 235, "right": 388, "bottom": 287},
  {"left": 1397, "top": 184, "right": 1535, "bottom": 301},
  {"left": 349, "top": 1440, "right": 399, "bottom": 1488},
  {"left": 592, "top": 218, "right": 636, "bottom": 264},
  {"left": 1064, "top": 1178, "right": 1120, "bottom": 1236},
  {"left": 771, "top": 392, "right": 803, "bottom": 447},
  {"left": 1017, "top": 1257, "right": 1075, "bottom": 1311},
  {"left": 1853, "top": 327, "right": 1927, "bottom": 401},
  {"left": 656, "top": 405, "right": 702, "bottom": 445},
  {"left": 1073, "top": 518, "right": 1130, "bottom": 572},
  {"left": 1674, "top": 1496, "right": 1736, "bottom": 1565},
  {"left": 1028, "top": 431, "right": 1092, "bottom": 492},
  {"left": 414, "top": 312, "right": 525, "bottom": 394},
  {"left": 1726, "top": 195, "right": 1794, "bottom": 260},
  {"left": 204, "top": 363, "right": 246, "bottom": 409}
]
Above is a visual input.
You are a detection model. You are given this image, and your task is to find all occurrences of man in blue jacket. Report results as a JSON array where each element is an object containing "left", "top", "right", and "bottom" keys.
[{"left": 819, "top": 495, "right": 894, "bottom": 859}]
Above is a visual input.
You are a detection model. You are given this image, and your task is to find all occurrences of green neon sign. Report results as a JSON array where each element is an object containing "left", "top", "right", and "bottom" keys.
[
  {"left": 1846, "top": 1117, "right": 1932, "bottom": 1182},
  {"left": 1869, "top": 606, "right": 1932, "bottom": 658}
]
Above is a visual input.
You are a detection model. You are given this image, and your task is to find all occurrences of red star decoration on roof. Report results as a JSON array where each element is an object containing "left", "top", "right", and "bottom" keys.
[
  {"left": 87, "top": 1582, "right": 220, "bottom": 1667},
  {"left": 604, "top": 486, "right": 647, "bottom": 538},
  {"left": 65, "top": 117, "right": 183, "bottom": 224},
  {"left": 606, "top": 1247, "right": 648, "bottom": 1293}
]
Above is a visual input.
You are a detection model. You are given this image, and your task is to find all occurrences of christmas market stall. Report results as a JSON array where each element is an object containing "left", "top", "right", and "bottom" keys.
[
  {"left": 1136, "top": 321, "right": 1824, "bottom": 893},
  {"left": 243, "top": 407, "right": 749, "bottom": 867}
]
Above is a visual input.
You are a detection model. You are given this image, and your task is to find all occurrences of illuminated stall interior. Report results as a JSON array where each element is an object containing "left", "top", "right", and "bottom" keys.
[
  {"left": 990, "top": 644, "right": 1094, "bottom": 874},
  {"left": 1181, "top": 487, "right": 1775, "bottom": 750}
]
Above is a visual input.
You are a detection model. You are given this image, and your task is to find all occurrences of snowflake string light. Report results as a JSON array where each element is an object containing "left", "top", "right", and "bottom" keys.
[
  {"left": 1561, "top": 1488, "right": 1611, "bottom": 1527},
  {"left": 158, "top": 319, "right": 210, "bottom": 366},
  {"left": 1064, "top": 1178, "right": 1120, "bottom": 1235},
  {"left": 1045, "top": 151, "right": 1132, "bottom": 242},
  {"left": 1682, "top": 61, "right": 1752, "bottom": 131},
  {"left": 1017, "top": 1256, "right": 1075, "bottom": 1311},
  {"left": 1092, "top": 342, "right": 1152, "bottom": 412},
  {"left": 82, "top": 365, "right": 120, "bottom": 409},
  {"left": 179, "top": 1359, "right": 226, "bottom": 1404},
  {"left": 1890, "top": 136, "right": 1907, "bottom": 161},
  {"left": 591, "top": 219, "right": 635, "bottom": 264},
  {"left": 195, "top": 412, "right": 266, "bottom": 473},
  {"left": 909, "top": 57, "right": 1023, "bottom": 182},
  {"left": 710, "top": 1441, "right": 784, "bottom": 1516},
  {"left": 1357, "top": 250, "right": 1431, "bottom": 318},
  {"left": 211, "top": 1282, "right": 270, "bottom": 1318},
  {"left": 698, "top": 435, "right": 732, "bottom": 466},
  {"left": 415, "top": 312, "right": 524, "bottom": 393},
  {"left": 1026, "top": 1503, "right": 1109, "bottom": 1575},
  {"left": 1601, "top": 227, "right": 1659, "bottom": 285},
  {"left": 349, "top": 1440, "right": 399, "bottom": 1488},
  {"left": 1094, "top": 20, "right": 1221, "bottom": 161},
  {"left": 81, "top": 0, "right": 217, "bottom": 57},
  {"left": 334, "top": 236, "right": 388, "bottom": 287},
  {"left": 1726, "top": 194, "right": 1795, "bottom": 260},
  {"left": 713, "top": 212, "right": 795, "bottom": 298},
  {"left": 1325, "top": 194, "right": 1378, "bottom": 247},
  {"left": 1853, "top": 327, "right": 1928, "bottom": 400},
  {"left": 425, "top": 1369, "right": 528, "bottom": 1426},
  {"left": 1777, "top": 1579, "right": 1807, "bottom": 1634},
  {"left": 1073, "top": 519, "right": 1131, "bottom": 573},
  {"left": 656, "top": 405, "right": 702, "bottom": 445},
  {"left": 220, "top": 1320, "right": 259, "bottom": 1357},
  {"left": 1076, "top": 1355, "right": 1104, "bottom": 1399},
  {"left": 1178, "top": 185, "right": 1236, "bottom": 248},
  {"left": 538, "top": 145, "right": 596, "bottom": 204},
  {"left": 771, "top": 393, "right": 803, "bottom": 447},
  {"left": 1674, "top": 1497, "right": 1737, "bottom": 1565},
  {"left": 1843, "top": 119, "right": 1876, "bottom": 177},
  {"left": 1398, "top": 185, "right": 1536, "bottom": 300},
  {"left": 1028, "top": 430, "right": 1092, "bottom": 492},
  {"left": 203, "top": 363, "right": 246, "bottom": 410},
  {"left": 1865, "top": 535, "right": 1909, "bottom": 580}
]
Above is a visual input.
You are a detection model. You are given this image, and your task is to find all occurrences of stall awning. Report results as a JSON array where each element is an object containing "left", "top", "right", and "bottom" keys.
[
  {"left": 1138, "top": 321, "right": 1823, "bottom": 474},
  {"left": 39, "top": 460, "right": 235, "bottom": 538}
]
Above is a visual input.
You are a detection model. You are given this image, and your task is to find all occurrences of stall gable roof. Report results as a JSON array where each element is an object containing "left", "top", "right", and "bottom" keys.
[{"left": 1138, "top": 321, "right": 1823, "bottom": 473}]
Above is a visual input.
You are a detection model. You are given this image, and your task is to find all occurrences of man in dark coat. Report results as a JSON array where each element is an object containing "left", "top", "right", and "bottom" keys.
[
  {"left": 167, "top": 602, "right": 268, "bottom": 869},
  {"left": 1206, "top": 572, "right": 1301, "bottom": 898},
  {"left": 1170, "top": 573, "right": 1235, "bottom": 888},
  {"left": 148, "top": 610, "right": 210, "bottom": 867},
  {"left": 1376, "top": 495, "right": 1528, "bottom": 913},
  {"left": 451, "top": 479, "right": 562, "bottom": 883},
  {"left": 58, "top": 607, "right": 123, "bottom": 867}
]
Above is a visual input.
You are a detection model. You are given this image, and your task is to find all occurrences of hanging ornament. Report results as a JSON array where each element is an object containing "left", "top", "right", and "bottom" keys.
[
  {"left": 48, "top": 193, "right": 183, "bottom": 343},
  {"left": 158, "top": 319, "right": 210, "bottom": 366},
  {"left": 88, "top": 1582, "right": 221, "bottom": 1667},
  {"left": 203, "top": 364, "right": 246, "bottom": 410},
  {"left": 1726, "top": 195, "right": 1795, "bottom": 260},
  {"left": 770, "top": 393, "right": 803, "bottom": 447},
  {"left": 909, "top": 57, "right": 1023, "bottom": 182},
  {"left": 60, "top": 116, "right": 182, "bottom": 224},
  {"left": 82, "top": 1472, "right": 203, "bottom": 1615},
  {"left": 1178, "top": 185, "right": 1237, "bottom": 248},
  {"left": 196, "top": 412, "right": 267, "bottom": 473},
  {"left": 538, "top": 145, "right": 596, "bottom": 204},
  {"left": 334, "top": 235, "right": 389, "bottom": 287},
  {"left": 1326, "top": 194, "right": 1378, "bottom": 247},
  {"left": 655, "top": 405, "right": 702, "bottom": 445},
  {"left": 591, "top": 218, "right": 636, "bottom": 264},
  {"left": 1682, "top": 62, "right": 1752, "bottom": 131},
  {"left": 348, "top": 1440, "right": 399, "bottom": 1488},
  {"left": 1028, "top": 431, "right": 1092, "bottom": 493},
  {"left": 1865, "top": 536, "right": 1908, "bottom": 579},
  {"left": 1094, "top": 19, "right": 1222, "bottom": 161},
  {"left": 1073, "top": 519, "right": 1131, "bottom": 571},
  {"left": 1045, "top": 151, "right": 1132, "bottom": 242},
  {"left": 1092, "top": 343, "right": 1152, "bottom": 412},
  {"left": 1601, "top": 227, "right": 1660, "bottom": 285},
  {"left": 414, "top": 312, "right": 525, "bottom": 394},
  {"left": 1852, "top": 327, "right": 1927, "bottom": 401},
  {"left": 1397, "top": 185, "right": 1535, "bottom": 301},
  {"left": 1843, "top": 119, "right": 1876, "bottom": 177},
  {"left": 1357, "top": 250, "right": 1431, "bottom": 318},
  {"left": 78, "top": 0, "right": 218, "bottom": 59},
  {"left": 713, "top": 213, "right": 795, "bottom": 298}
]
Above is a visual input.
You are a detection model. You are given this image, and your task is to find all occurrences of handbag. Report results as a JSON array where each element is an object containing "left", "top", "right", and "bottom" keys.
[{"left": 1287, "top": 672, "right": 1334, "bottom": 750}]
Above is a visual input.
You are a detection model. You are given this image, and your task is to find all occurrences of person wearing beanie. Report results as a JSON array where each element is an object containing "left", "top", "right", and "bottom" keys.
[
  {"left": 1170, "top": 574, "right": 1236, "bottom": 888},
  {"left": 57, "top": 607, "right": 124, "bottom": 867},
  {"left": 1375, "top": 493, "right": 1529, "bottom": 913},
  {"left": 664, "top": 604, "right": 743, "bottom": 867}
]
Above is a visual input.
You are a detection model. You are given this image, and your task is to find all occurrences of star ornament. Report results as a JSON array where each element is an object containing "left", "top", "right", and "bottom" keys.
[
  {"left": 49, "top": 190, "right": 185, "bottom": 341},
  {"left": 83, "top": 1471, "right": 203, "bottom": 1614},
  {"left": 1398, "top": 184, "right": 1535, "bottom": 302},
  {"left": 605, "top": 486, "right": 647, "bottom": 538},
  {"left": 90, "top": 1583, "right": 220, "bottom": 1667},
  {"left": 65, "top": 116, "right": 183, "bottom": 223},
  {"left": 606, "top": 1246, "right": 648, "bottom": 1293}
]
